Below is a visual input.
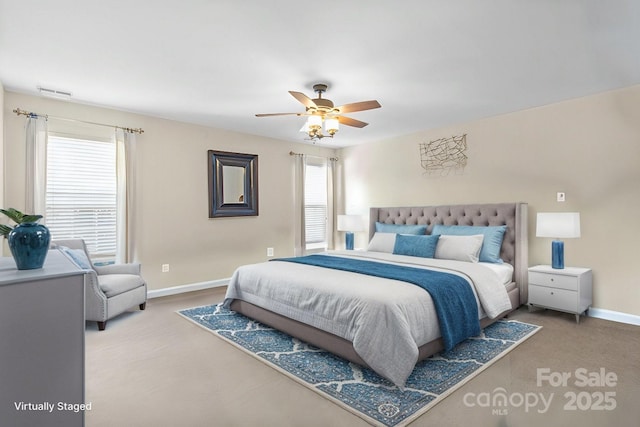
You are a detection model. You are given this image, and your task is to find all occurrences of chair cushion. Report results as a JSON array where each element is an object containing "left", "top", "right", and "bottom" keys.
[{"left": 98, "top": 274, "right": 145, "bottom": 298}]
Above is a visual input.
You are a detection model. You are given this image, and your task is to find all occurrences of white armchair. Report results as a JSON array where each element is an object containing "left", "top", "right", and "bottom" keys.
[{"left": 53, "top": 239, "right": 147, "bottom": 330}]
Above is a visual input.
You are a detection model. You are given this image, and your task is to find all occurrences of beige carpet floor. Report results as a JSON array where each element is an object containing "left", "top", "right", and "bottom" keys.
[{"left": 85, "top": 287, "right": 640, "bottom": 427}]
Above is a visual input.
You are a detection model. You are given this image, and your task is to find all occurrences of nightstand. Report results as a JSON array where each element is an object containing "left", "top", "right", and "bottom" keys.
[{"left": 528, "top": 265, "right": 593, "bottom": 323}]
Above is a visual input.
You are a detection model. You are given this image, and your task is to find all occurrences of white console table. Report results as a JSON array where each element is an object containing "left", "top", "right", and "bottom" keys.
[{"left": 0, "top": 250, "right": 87, "bottom": 427}]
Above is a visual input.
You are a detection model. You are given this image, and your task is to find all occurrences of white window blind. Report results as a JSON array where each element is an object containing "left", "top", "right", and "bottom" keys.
[
  {"left": 46, "top": 135, "right": 117, "bottom": 258},
  {"left": 304, "top": 158, "right": 328, "bottom": 250}
]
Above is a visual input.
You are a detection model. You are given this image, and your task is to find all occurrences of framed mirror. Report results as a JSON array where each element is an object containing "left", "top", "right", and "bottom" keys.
[{"left": 208, "top": 150, "right": 259, "bottom": 218}]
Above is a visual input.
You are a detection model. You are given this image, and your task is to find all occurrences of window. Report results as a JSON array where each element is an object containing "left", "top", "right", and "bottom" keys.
[
  {"left": 304, "top": 157, "right": 328, "bottom": 251},
  {"left": 46, "top": 135, "right": 117, "bottom": 260}
]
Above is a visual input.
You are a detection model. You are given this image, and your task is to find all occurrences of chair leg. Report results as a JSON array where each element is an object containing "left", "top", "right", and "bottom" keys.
[
  {"left": 97, "top": 321, "right": 107, "bottom": 331},
  {"left": 139, "top": 302, "right": 146, "bottom": 310}
]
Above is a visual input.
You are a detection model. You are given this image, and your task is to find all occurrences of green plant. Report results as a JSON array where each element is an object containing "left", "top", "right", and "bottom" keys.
[{"left": 0, "top": 208, "right": 43, "bottom": 238}]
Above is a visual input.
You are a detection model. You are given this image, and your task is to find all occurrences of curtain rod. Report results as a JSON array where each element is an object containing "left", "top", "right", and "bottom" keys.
[
  {"left": 13, "top": 108, "right": 144, "bottom": 134},
  {"left": 289, "top": 151, "right": 338, "bottom": 162}
]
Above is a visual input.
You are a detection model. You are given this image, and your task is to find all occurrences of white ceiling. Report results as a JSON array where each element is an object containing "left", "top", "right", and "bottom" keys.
[{"left": 1, "top": 1, "right": 639, "bottom": 147}]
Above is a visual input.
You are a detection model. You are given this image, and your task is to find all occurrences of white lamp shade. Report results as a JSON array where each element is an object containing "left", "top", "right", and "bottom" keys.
[
  {"left": 337, "top": 214, "right": 365, "bottom": 232},
  {"left": 324, "top": 117, "right": 339, "bottom": 133},
  {"left": 307, "top": 115, "right": 322, "bottom": 128},
  {"left": 536, "top": 212, "right": 581, "bottom": 238}
]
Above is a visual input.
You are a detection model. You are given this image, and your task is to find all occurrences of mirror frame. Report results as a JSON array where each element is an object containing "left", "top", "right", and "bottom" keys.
[{"left": 208, "top": 150, "right": 259, "bottom": 218}]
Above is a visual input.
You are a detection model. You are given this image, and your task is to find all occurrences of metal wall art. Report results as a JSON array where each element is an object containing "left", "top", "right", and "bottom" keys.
[{"left": 419, "top": 134, "right": 467, "bottom": 176}]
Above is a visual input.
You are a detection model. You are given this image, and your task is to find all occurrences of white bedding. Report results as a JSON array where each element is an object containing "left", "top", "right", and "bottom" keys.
[
  {"left": 480, "top": 262, "right": 514, "bottom": 285},
  {"left": 223, "top": 250, "right": 512, "bottom": 387}
]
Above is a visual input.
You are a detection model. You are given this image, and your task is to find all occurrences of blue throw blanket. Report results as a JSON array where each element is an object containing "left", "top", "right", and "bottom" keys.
[{"left": 273, "top": 255, "right": 480, "bottom": 351}]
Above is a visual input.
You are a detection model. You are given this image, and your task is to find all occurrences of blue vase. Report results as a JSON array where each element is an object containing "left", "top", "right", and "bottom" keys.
[{"left": 8, "top": 222, "right": 51, "bottom": 270}]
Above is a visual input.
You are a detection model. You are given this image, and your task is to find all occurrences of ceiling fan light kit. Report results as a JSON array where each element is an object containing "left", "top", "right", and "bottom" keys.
[
  {"left": 300, "top": 113, "right": 339, "bottom": 140},
  {"left": 256, "top": 83, "right": 381, "bottom": 142}
]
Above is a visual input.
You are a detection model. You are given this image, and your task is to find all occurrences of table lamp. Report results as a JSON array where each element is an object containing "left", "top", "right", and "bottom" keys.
[
  {"left": 337, "top": 215, "right": 365, "bottom": 250},
  {"left": 536, "top": 212, "right": 581, "bottom": 269}
]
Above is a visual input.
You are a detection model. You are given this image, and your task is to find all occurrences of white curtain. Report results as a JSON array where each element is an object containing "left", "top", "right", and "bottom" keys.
[
  {"left": 115, "top": 129, "right": 137, "bottom": 263},
  {"left": 25, "top": 115, "right": 48, "bottom": 217},
  {"left": 326, "top": 157, "right": 337, "bottom": 249},
  {"left": 292, "top": 154, "right": 337, "bottom": 256},
  {"left": 293, "top": 153, "right": 306, "bottom": 256}
]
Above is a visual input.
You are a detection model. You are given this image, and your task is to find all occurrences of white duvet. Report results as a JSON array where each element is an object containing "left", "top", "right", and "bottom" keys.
[{"left": 223, "top": 250, "right": 512, "bottom": 387}]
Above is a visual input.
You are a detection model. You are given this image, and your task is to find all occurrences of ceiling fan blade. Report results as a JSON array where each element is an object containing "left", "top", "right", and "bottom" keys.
[
  {"left": 255, "top": 112, "right": 302, "bottom": 117},
  {"left": 336, "top": 100, "right": 381, "bottom": 114},
  {"left": 289, "top": 91, "right": 317, "bottom": 109},
  {"left": 338, "top": 116, "right": 369, "bottom": 128}
]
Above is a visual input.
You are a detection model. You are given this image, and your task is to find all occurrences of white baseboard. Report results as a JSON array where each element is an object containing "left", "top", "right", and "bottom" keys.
[
  {"left": 147, "top": 278, "right": 229, "bottom": 299},
  {"left": 588, "top": 307, "right": 640, "bottom": 326}
]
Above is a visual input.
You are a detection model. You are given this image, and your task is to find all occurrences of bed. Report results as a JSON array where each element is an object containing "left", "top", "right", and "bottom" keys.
[{"left": 223, "top": 202, "right": 528, "bottom": 387}]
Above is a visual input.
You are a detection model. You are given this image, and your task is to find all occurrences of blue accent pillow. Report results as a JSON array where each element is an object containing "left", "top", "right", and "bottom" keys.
[
  {"left": 393, "top": 234, "right": 440, "bottom": 258},
  {"left": 375, "top": 222, "right": 427, "bottom": 235},
  {"left": 58, "top": 246, "right": 93, "bottom": 269},
  {"left": 431, "top": 225, "right": 507, "bottom": 263}
]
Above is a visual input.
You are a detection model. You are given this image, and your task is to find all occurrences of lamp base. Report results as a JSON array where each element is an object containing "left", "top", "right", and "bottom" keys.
[
  {"left": 551, "top": 240, "right": 564, "bottom": 269},
  {"left": 345, "top": 232, "right": 354, "bottom": 250}
]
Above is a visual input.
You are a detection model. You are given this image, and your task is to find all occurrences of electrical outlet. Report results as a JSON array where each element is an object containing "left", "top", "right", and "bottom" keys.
[
  {"left": 267, "top": 247, "right": 274, "bottom": 257},
  {"left": 557, "top": 192, "right": 566, "bottom": 202},
  {"left": 162, "top": 264, "right": 170, "bottom": 273}
]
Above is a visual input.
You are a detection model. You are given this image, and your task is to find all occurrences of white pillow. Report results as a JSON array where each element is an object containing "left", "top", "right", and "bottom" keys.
[
  {"left": 367, "top": 232, "right": 397, "bottom": 253},
  {"left": 435, "top": 234, "right": 484, "bottom": 263}
]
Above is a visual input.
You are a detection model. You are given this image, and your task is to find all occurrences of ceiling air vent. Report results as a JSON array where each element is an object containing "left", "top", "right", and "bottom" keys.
[{"left": 38, "top": 86, "right": 72, "bottom": 100}]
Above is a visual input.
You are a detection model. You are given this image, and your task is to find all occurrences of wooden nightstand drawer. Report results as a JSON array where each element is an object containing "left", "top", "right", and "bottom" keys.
[
  {"left": 529, "top": 271, "right": 578, "bottom": 291},
  {"left": 529, "top": 284, "right": 577, "bottom": 311}
]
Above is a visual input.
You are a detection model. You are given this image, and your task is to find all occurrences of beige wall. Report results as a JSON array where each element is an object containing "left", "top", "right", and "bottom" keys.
[
  {"left": 3, "top": 86, "right": 639, "bottom": 316},
  {"left": 2, "top": 90, "right": 337, "bottom": 290},
  {"left": 0, "top": 82, "right": 4, "bottom": 256},
  {"left": 340, "top": 85, "right": 640, "bottom": 317}
]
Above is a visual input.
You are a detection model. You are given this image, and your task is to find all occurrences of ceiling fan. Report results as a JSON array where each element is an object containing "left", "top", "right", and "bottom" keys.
[{"left": 256, "top": 83, "right": 381, "bottom": 141}]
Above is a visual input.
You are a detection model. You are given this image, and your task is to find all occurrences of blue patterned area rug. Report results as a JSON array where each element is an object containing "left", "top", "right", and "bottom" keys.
[{"left": 178, "top": 304, "right": 540, "bottom": 427}]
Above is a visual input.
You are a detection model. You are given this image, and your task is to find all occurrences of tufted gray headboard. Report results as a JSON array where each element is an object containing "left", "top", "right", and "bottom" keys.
[{"left": 369, "top": 202, "right": 528, "bottom": 304}]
